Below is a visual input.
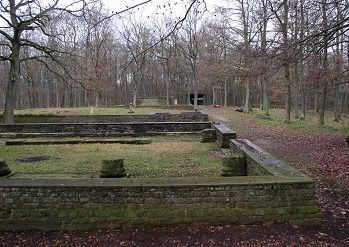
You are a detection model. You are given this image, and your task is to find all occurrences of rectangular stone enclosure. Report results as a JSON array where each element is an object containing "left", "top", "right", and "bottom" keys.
[
  {"left": 0, "top": 112, "right": 320, "bottom": 231},
  {"left": 0, "top": 141, "right": 320, "bottom": 231}
]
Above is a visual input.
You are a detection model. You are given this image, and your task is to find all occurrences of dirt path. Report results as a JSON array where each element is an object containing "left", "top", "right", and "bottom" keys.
[
  {"left": 201, "top": 106, "right": 349, "bottom": 244},
  {"left": 199, "top": 106, "right": 232, "bottom": 123},
  {"left": 202, "top": 106, "right": 349, "bottom": 180}
]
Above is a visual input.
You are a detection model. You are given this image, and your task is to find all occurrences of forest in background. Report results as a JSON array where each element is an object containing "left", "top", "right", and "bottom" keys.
[{"left": 0, "top": 0, "right": 348, "bottom": 124}]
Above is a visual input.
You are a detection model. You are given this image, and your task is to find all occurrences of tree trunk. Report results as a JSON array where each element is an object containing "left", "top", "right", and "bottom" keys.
[
  {"left": 334, "top": 88, "right": 343, "bottom": 121},
  {"left": 334, "top": 9, "right": 344, "bottom": 122},
  {"left": 193, "top": 63, "right": 198, "bottom": 109},
  {"left": 314, "top": 92, "right": 319, "bottom": 113},
  {"left": 284, "top": 64, "right": 291, "bottom": 123},
  {"left": 95, "top": 91, "right": 101, "bottom": 108},
  {"left": 343, "top": 91, "right": 349, "bottom": 117},
  {"left": 224, "top": 78, "right": 228, "bottom": 108},
  {"left": 3, "top": 42, "right": 20, "bottom": 124},
  {"left": 241, "top": 0, "right": 251, "bottom": 113},
  {"left": 319, "top": 88, "right": 327, "bottom": 125},
  {"left": 261, "top": 0, "right": 269, "bottom": 115},
  {"left": 133, "top": 86, "right": 137, "bottom": 106},
  {"left": 319, "top": 1, "right": 328, "bottom": 125},
  {"left": 212, "top": 86, "right": 216, "bottom": 105},
  {"left": 262, "top": 76, "right": 269, "bottom": 115},
  {"left": 187, "top": 84, "right": 191, "bottom": 105},
  {"left": 244, "top": 79, "right": 251, "bottom": 113},
  {"left": 259, "top": 79, "right": 263, "bottom": 110},
  {"left": 283, "top": 0, "right": 291, "bottom": 123},
  {"left": 294, "top": 64, "right": 300, "bottom": 117},
  {"left": 299, "top": 0, "right": 306, "bottom": 120},
  {"left": 166, "top": 77, "right": 170, "bottom": 106}
]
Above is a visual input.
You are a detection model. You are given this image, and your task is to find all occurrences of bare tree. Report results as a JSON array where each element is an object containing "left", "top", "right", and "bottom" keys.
[
  {"left": 177, "top": 1, "right": 205, "bottom": 108},
  {"left": 319, "top": 0, "right": 329, "bottom": 125},
  {"left": 0, "top": 0, "right": 99, "bottom": 123}
]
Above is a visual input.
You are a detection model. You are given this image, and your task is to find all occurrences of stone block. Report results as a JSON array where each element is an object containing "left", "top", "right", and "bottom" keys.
[
  {"left": 0, "top": 157, "right": 11, "bottom": 177},
  {"left": 221, "top": 155, "right": 246, "bottom": 176},
  {"left": 200, "top": 128, "right": 216, "bottom": 143},
  {"left": 100, "top": 157, "right": 126, "bottom": 178},
  {"left": 213, "top": 124, "right": 237, "bottom": 148}
]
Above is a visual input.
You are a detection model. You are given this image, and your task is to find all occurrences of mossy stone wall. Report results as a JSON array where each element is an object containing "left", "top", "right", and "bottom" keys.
[
  {"left": 0, "top": 178, "right": 320, "bottom": 231},
  {"left": 0, "top": 112, "right": 208, "bottom": 124},
  {"left": 0, "top": 122, "right": 211, "bottom": 137}
]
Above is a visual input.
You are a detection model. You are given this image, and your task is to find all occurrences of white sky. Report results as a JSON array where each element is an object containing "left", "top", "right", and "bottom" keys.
[
  {"left": 102, "top": 0, "right": 224, "bottom": 20},
  {"left": 0, "top": 0, "right": 232, "bottom": 36},
  {"left": 0, "top": 0, "right": 227, "bottom": 28},
  {"left": 103, "top": 0, "right": 221, "bottom": 12}
]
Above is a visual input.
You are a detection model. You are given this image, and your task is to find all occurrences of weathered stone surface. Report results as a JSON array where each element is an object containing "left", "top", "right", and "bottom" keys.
[
  {"left": 0, "top": 131, "right": 320, "bottom": 231},
  {"left": 5, "top": 138, "right": 152, "bottom": 146},
  {"left": 0, "top": 158, "right": 11, "bottom": 177},
  {"left": 0, "top": 122, "right": 211, "bottom": 137},
  {"left": 100, "top": 157, "right": 126, "bottom": 178},
  {"left": 213, "top": 124, "right": 237, "bottom": 148},
  {"left": 0, "top": 111, "right": 209, "bottom": 123},
  {"left": 0, "top": 177, "right": 320, "bottom": 231},
  {"left": 221, "top": 155, "right": 246, "bottom": 176},
  {"left": 230, "top": 139, "right": 307, "bottom": 178},
  {"left": 200, "top": 128, "right": 216, "bottom": 143}
]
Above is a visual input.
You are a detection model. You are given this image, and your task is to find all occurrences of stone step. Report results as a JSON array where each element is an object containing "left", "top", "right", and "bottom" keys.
[{"left": 5, "top": 138, "right": 152, "bottom": 146}]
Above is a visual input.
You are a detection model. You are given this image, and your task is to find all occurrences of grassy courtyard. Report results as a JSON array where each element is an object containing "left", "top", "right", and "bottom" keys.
[{"left": 0, "top": 135, "right": 222, "bottom": 179}]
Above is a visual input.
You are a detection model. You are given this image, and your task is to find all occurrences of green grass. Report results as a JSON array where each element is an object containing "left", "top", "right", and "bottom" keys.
[
  {"left": 0, "top": 136, "right": 222, "bottom": 178},
  {"left": 226, "top": 108, "right": 349, "bottom": 135},
  {"left": 8, "top": 107, "right": 190, "bottom": 116}
]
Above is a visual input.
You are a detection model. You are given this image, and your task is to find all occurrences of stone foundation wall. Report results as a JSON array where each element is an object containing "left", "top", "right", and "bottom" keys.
[
  {"left": 0, "top": 122, "right": 211, "bottom": 137},
  {"left": 213, "top": 124, "right": 237, "bottom": 148},
  {"left": 0, "top": 177, "right": 320, "bottom": 231},
  {"left": 0, "top": 112, "right": 208, "bottom": 124}
]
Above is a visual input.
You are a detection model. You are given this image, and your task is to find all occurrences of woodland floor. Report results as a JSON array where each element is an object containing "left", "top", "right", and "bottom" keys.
[{"left": 1, "top": 106, "right": 349, "bottom": 247}]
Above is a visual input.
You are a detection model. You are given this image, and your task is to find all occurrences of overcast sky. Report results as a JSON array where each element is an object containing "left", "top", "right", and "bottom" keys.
[
  {"left": 102, "top": 0, "right": 225, "bottom": 20},
  {"left": 103, "top": 0, "right": 222, "bottom": 12}
]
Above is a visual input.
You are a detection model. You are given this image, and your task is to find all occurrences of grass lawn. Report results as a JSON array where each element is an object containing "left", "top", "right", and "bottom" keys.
[
  {"left": 225, "top": 108, "right": 349, "bottom": 135},
  {"left": 7, "top": 106, "right": 191, "bottom": 115},
  {"left": 0, "top": 136, "right": 222, "bottom": 179}
]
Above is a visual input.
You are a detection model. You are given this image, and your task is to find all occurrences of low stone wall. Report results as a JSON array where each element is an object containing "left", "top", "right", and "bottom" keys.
[
  {"left": 0, "top": 124, "right": 321, "bottom": 231},
  {"left": 213, "top": 124, "right": 237, "bottom": 148},
  {"left": 0, "top": 111, "right": 207, "bottom": 124},
  {"left": 0, "top": 176, "right": 320, "bottom": 231},
  {"left": 5, "top": 138, "right": 152, "bottom": 146},
  {"left": 0, "top": 122, "right": 211, "bottom": 137},
  {"left": 230, "top": 139, "right": 304, "bottom": 177}
]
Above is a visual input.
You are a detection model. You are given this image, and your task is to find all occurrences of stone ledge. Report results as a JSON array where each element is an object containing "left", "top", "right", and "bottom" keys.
[
  {"left": 230, "top": 139, "right": 311, "bottom": 180},
  {"left": 5, "top": 138, "right": 152, "bottom": 146},
  {"left": 213, "top": 123, "right": 237, "bottom": 148},
  {"left": 0, "top": 122, "right": 212, "bottom": 137},
  {"left": 0, "top": 111, "right": 207, "bottom": 123},
  {"left": 0, "top": 132, "right": 201, "bottom": 138},
  {"left": 0, "top": 175, "right": 313, "bottom": 188}
]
